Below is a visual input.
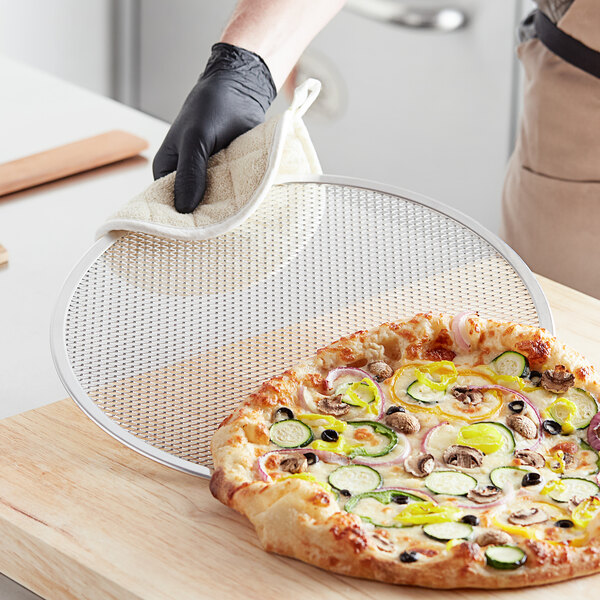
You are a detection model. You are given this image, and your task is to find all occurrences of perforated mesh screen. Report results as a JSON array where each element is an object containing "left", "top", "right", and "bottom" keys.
[{"left": 61, "top": 181, "right": 548, "bottom": 476}]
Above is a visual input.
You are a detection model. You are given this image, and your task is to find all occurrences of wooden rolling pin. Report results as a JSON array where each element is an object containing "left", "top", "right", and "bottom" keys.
[{"left": 0, "top": 130, "right": 149, "bottom": 197}]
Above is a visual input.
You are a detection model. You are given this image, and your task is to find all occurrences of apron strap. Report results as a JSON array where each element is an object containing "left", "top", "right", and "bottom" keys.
[{"left": 534, "top": 10, "right": 600, "bottom": 79}]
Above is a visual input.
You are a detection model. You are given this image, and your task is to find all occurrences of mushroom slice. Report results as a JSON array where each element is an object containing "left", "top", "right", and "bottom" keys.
[
  {"left": 451, "top": 386, "right": 484, "bottom": 407},
  {"left": 367, "top": 361, "right": 394, "bottom": 382},
  {"left": 476, "top": 530, "right": 512, "bottom": 546},
  {"left": 443, "top": 445, "right": 484, "bottom": 469},
  {"left": 507, "top": 507, "right": 548, "bottom": 526},
  {"left": 385, "top": 411, "right": 420, "bottom": 435},
  {"left": 541, "top": 365, "right": 575, "bottom": 394},
  {"left": 513, "top": 449, "right": 545, "bottom": 469},
  {"left": 317, "top": 394, "right": 350, "bottom": 417},
  {"left": 279, "top": 455, "right": 308, "bottom": 474},
  {"left": 404, "top": 453, "right": 435, "bottom": 478},
  {"left": 467, "top": 485, "right": 502, "bottom": 504},
  {"left": 506, "top": 414, "right": 537, "bottom": 439}
]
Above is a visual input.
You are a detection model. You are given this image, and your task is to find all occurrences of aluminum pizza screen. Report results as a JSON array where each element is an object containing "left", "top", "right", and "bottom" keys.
[{"left": 59, "top": 180, "right": 550, "bottom": 477}]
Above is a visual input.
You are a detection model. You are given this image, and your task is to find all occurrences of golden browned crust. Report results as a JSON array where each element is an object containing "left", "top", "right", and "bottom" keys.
[{"left": 210, "top": 313, "right": 600, "bottom": 588}]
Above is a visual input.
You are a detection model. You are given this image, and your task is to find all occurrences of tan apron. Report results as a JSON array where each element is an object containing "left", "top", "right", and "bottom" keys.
[{"left": 502, "top": 0, "right": 600, "bottom": 298}]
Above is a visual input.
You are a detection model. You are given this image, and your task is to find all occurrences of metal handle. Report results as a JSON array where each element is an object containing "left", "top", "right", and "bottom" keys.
[{"left": 346, "top": 0, "right": 468, "bottom": 32}]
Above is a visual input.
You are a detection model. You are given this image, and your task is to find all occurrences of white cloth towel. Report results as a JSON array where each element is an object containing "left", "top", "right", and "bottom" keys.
[{"left": 97, "top": 79, "right": 322, "bottom": 241}]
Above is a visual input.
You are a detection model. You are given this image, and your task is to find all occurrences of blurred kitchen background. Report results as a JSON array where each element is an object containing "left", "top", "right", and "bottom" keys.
[{"left": 0, "top": 0, "right": 534, "bottom": 233}]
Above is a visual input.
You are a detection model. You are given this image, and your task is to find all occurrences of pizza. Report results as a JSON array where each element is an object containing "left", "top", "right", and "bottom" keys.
[{"left": 210, "top": 313, "right": 600, "bottom": 588}]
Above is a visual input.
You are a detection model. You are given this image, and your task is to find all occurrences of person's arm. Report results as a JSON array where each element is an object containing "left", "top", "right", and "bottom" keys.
[
  {"left": 221, "top": 0, "right": 346, "bottom": 89},
  {"left": 153, "top": 0, "right": 345, "bottom": 214}
]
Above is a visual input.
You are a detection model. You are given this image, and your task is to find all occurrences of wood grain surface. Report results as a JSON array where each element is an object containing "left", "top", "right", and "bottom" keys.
[
  {"left": 1, "top": 276, "right": 599, "bottom": 599},
  {"left": 0, "top": 131, "right": 148, "bottom": 198}
]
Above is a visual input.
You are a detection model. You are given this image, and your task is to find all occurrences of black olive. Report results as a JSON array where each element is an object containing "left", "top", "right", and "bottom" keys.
[
  {"left": 521, "top": 472, "right": 541, "bottom": 487},
  {"left": 321, "top": 429, "right": 339, "bottom": 442},
  {"left": 274, "top": 407, "right": 294, "bottom": 421},
  {"left": 508, "top": 400, "right": 525, "bottom": 414},
  {"left": 392, "top": 494, "right": 409, "bottom": 505},
  {"left": 555, "top": 519, "right": 574, "bottom": 528},
  {"left": 386, "top": 406, "right": 405, "bottom": 415},
  {"left": 461, "top": 514, "right": 479, "bottom": 526},
  {"left": 339, "top": 489, "right": 351, "bottom": 497},
  {"left": 542, "top": 419, "right": 561, "bottom": 435},
  {"left": 399, "top": 551, "right": 418, "bottom": 563},
  {"left": 529, "top": 370, "right": 542, "bottom": 386},
  {"left": 304, "top": 452, "right": 318, "bottom": 466}
]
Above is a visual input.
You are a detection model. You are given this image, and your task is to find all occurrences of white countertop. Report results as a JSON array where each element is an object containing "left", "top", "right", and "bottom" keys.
[
  {"left": 0, "top": 57, "right": 169, "bottom": 599},
  {"left": 0, "top": 57, "right": 168, "bottom": 419}
]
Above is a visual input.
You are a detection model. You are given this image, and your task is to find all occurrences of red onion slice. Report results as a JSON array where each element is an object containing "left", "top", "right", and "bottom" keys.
[
  {"left": 587, "top": 412, "right": 600, "bottom": 452},
  {"left": 256, "top": 448, "right": 349, "bottom": 482},
  {"left": 325, "top": 367, "right": 386, "bottom": 420},
  {"left": 421, "top": 421, "right": 450, "bottom": 454},
  {"left": 452, "top": 311, "right": 475, "bottom": 352},
  {"left": 297, "top": 385, "right": 313, "bottom": 412},
  {"left": 353, "top": 435, "right": 410, "bottom": 467},
  {"left": 475, "top": 384, "right": 542, "bottom": 451}
]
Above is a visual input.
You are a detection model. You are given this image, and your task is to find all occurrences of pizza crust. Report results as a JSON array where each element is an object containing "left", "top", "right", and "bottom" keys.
[{"left": 210, "top": 313, "right": 600, "bottom": 588}]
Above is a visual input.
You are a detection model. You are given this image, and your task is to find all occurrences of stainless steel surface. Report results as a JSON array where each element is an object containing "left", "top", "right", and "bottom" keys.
[
  {"left": 51, "top": 176, "right": 553, "bottom": 479},
  {"left": 346, "top": 0, "right": 468, "bottom": 31}
]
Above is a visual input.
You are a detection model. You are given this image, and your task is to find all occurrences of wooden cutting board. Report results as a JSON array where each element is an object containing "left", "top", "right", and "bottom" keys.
[{"left": 1, "top": 275, "right": 600, "bottom": 600}]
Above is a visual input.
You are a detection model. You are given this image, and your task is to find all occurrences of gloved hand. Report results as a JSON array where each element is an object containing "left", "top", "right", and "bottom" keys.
[{"left": 153, "top": 42, "right": 277, "bottom": 213}]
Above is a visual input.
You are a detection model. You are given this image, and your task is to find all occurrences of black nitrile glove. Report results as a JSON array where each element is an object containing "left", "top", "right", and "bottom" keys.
[{"left": 153, "top": 43, "right": 276, "bottom": 213}]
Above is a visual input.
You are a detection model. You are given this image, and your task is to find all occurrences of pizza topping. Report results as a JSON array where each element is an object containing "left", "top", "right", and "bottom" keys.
[
  {"left": 555, "top": 519, "right": 574, "bottom": 528},
  {"left": 588, "top": 412, "right": 600, "bottom": 451},
  {"left": 274, "top": 407, "right": 295, "bottom": 421},
  {"left": 513, "top": 449, "right": 545, "bottom": 468},
  {"left": 399, "top": 550, "right": 419, "bottom": 563},
  {"left": 425, "top": 471, "right": 477, "bottom": 496},
  {"left": 466, "top": 485, "right": 502, "bottom": 504},
  {"left": 542, "top": 419, "right": 562, "bottom": 435},
  {"left": 541, "top": 365, "right": 575, "bottom": 394},
  {"left": 461, "top": 514, "right": 480, "bottom": 526},
  {"left": 423, "top": 521, "right": 473, "bottom": 542},
  {"left": 508, "top": 507, "right": 549, "bottom": 526},
  {"left": 492, "top": 351, "right": 530, "bottom": 378},
  {"left": 367, "top": 361, "right": 393, "bottom": 382},
  {"left": 395, "top": 502, "right": 461, "bottom": 525},
  {"left": 456, "top": 423, "right": 515, "bottom": 454},
  {"left": 443, "top": 445, "right": 484, "bottom": 469},
  {"left": 404, "top": 453, "right": 435, "bottom": 478},
  {"left": 344, "top": 489, "right": 428, "bottom": 526},
  {"left": 329, "top": 464, "right": 382, "bottom": 495},
  {"left": 279, "top": 455, "right": 308, "bottom": 474},
  {"left": 371, "top": 531, "right": 395, "bottom": 552},
  {"left": 336, "top": 378, "right": 381, "bottom": 416},
  {"left": 485, "top": 545, "right": 527, "bottom": 569},
  {"left": 521, "top": 472, "right": 542, "bottom": 487},
  {"left": 385, "top": 411, "right": 420, "bottom": 435},
  {"left": 506, "top": 414, "right": 537, "bottom": 440},
  {"left": 508, "top": 400, "right": 525, "bottom": 413},
  {"left": 386, "top": 405, "right": 405, "bottom": 415},
  {"left": 305, "top": 452, "right": 318, "bottom": 465},
  {"left": 571, "top": 496, "right": 600, "bottom": 527},
  {"left": 269, "top": 419, "right": 314, "bottom": 448},
  {"left": 543, "top": 477, "right": 600, "bottom": 503},
  {"left": 475, "top": 530, "right": 512, "bottom": 546},
  {"left": 317, "top": 395, "right": 350, "bottom": 417},
  {"left": 321, "top": 429, "right": 339, "bottom": 443},
  {"left": 451, "top": 386, "right": 483, "bottom": 407}
]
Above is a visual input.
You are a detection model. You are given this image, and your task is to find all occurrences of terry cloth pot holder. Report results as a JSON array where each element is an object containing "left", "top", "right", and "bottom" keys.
[{"left": 97, "top": 79, "right": 322, "bottom": 241}]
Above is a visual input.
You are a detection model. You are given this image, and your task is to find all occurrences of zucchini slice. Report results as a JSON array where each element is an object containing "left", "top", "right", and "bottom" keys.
[
  {"left": 337, "top": 380, "right": 378, "bottom": 407},
  {"left": 423, "top": 521, "right": 472, "bottom": 542},
  {"left": 424, "top": 471, "right": 477, "bottom": 496},
  {"left": 558, "top": 388, "right": 599, "bottom": 429},
  {"left": 346, "top": 421, "right": 397, "bottom": 458},
  {"left": 485, "top": 545, "right": 527, "bottom": 570},
  {"left": 328, "top": 465, "right": 382, "bottom": 495},
  {"left": 269, "top": 419, "right": 313, "bottom": 448},
  {"left": 489, "top": 466, "right": 529, "bottom": 490},
  {"left": 345, "top": 489, "right": 425, "bottom": 527},
  {"left": 491, "top": 351, "right": 530, "bottom": 378},
  {"left": 580, "top": 440, "right": 600, "bottom": 475},
  {"left": 406, "top": 380, "right": 445, "bottom": 404},
  {"left": 546, "top": 477, "right": 600, "bottom": 503}
]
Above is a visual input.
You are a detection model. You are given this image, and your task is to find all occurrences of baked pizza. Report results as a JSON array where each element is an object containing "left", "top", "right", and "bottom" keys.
[{"left": 210, "top": 313, "right": 600, "bottom": 588}]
